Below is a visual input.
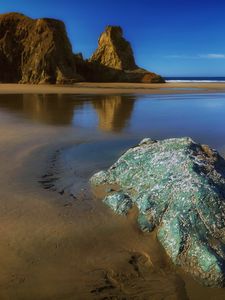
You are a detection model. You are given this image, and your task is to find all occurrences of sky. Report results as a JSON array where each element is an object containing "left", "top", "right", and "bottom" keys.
[{"left": 1, "top": 0, "right": 225, "bottom": 77}]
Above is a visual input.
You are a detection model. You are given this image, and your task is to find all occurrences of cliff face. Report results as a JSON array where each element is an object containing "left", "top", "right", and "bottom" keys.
[
  {"left": 0, "top": 13, "right": 164, "bottom": 84},
  {"left": 0, "top": 13, "right": 83, "bottom": 84},
  {"left": 90, "top": 26, "right": 137, "bottom": 70},
  {"left": 81, "top": 26, "right": 165, "bottom": 83}
]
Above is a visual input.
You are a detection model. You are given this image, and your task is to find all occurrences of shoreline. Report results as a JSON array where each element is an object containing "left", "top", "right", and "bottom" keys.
[
  {"left": 0, "top": 119, "right": 188, "bottom": 299},
  {"left": 1, "top": 89, "right": 225, "bottom": 298},
  {"left": 1, "top": 82, "right": 225, "bottom": 95}
]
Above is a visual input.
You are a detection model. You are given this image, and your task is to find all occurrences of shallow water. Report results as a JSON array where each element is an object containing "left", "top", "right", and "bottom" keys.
[
  {"left": 1, "top": 93, "right": 225, "bottom": 299},
  {"left": 160, "top": 87, "right": 205, "bottom": 91}
]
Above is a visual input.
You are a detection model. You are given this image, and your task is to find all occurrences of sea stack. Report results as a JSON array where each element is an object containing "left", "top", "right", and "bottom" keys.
[
  {"left": 88, "top": 25, "right": 164, "bottom": 83},
  {"left": 0, "top": 13, "right": 83, "bottom": 84},
  {"left": 0, "top": 13, "right": 164, "bottom": 84},
  {"left": 90, "top": 26, "right": 137, "bottom": 70}
]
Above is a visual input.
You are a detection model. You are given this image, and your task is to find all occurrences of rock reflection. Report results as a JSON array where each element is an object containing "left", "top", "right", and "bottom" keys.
[
  {"left": 92, "top": 95, "right": 135, "bottom": 132},
  {"left": 0, "top": 94, "right": 75, "bottom": 125},
  {"left": 0, "top": 94, "right": 136, "bottom": 132}
]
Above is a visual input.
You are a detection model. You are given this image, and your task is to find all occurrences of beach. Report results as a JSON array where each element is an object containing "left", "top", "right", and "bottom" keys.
[
  {"left": 0, "top": 108, "right": 186, "bottom": 299},
  {"left": 1, "top": 89, "right": 225, "bottom": 299},
  {"left": 1, "top": 0, "right": 225, "bottom": 298},
  {"left": 0, "top": 82, "right": 225, "bottom": 94}
]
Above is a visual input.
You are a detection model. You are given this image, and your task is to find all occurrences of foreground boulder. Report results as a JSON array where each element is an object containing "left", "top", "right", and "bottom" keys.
[
  {"left": 76, "top": 26, "right": 165, "bottom": 83},
  {"left": 90, "top": 137, "right": 225, "bottom": 287},
  {"left": 0, "top": 13, "right": 83, "bottom": 84}
]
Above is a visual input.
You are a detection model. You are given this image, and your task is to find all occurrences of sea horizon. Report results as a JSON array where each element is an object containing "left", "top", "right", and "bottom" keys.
[{"left": 166, "top": 76, "right": 225, "bottom": 82}]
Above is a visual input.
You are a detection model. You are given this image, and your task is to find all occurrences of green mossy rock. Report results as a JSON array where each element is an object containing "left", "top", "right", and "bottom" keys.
[{"left": 90, "top": 137, "right": 225, "bottom": 287}]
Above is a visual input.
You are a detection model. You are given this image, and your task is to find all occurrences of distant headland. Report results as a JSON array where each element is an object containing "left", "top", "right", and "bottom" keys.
[{"left": 0, "top": 13, "right": 164, "bottom": 84}]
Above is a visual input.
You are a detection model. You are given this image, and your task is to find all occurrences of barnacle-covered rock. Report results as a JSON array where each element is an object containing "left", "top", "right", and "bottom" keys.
[
  {"left": 103, "top": 192, "right": 133, "bottom": 215},
  {"left": 90, "top": 137, "right": 225, "bottom": 287}
]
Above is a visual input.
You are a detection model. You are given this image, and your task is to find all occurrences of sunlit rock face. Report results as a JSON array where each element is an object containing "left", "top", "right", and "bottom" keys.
[
  {"left": 0, "top": 13, "right": 83, "bottom": 84},
  {"left": 76, "top": 26, "right": 165, "bottom": 83},
  {"left": 90, "top": 26, "right": 137, "bottom": 70},
  {"left": 0, "top": 13, "right": 164, "bottom": 84},
  {"left": 90, "top": 137, "right": 225, "bottom": 287}
]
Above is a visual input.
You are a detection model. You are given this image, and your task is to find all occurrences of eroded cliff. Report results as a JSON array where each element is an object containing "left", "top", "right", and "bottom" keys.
[
  {"left": 0, "top": 13, "right": 164, "bottom": 84},
  {"left": 0, "top": 13, "right": 82, "bottom": 84}
]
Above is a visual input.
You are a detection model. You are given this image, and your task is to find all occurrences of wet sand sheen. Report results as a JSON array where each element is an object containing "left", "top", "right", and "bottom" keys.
[
  {"left": 1, "top": 94, "right": 225, "bottom": 299},
  {"left": 0, "top": 117, "right": 187, "bottom": 299},
  {"left": 1, "top": 82, "right": 225, "bottom": 95}
]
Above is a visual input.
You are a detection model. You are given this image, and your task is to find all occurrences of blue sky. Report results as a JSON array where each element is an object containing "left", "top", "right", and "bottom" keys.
[{"left": 1, "top": 0, "right": 225, "bottom": 76}]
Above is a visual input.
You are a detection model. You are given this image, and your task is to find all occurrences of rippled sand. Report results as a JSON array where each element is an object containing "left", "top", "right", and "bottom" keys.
[{"left": 1, "top": 94, "right": 225, "bottom": 299}]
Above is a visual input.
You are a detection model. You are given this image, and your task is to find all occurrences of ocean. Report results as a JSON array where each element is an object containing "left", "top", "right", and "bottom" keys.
[{"left": 165, "top": 76, "right": 225, "bottom": 82}]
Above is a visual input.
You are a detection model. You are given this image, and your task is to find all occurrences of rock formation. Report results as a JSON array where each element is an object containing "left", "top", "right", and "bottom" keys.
[
  {"left": 0, "top": 13, "right": 164, "bottom": 84},
  {"left": 75, "top": 26, "right": 165, "bottom": 83},
  {"left": 90, "top": 26, "right": 137, "bottom": 70},
  {"left": 90, "top": 137, "right": 225, "bottom": 287},
  {"left": 0, "top": 13, "right": 83, "bottom": 84}
]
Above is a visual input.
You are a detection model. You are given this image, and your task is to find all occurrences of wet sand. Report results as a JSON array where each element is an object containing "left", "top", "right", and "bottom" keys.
[
  {"left": 1, "top": 92, "right": 225, "bottom": 299},
  {"left": 0, "top": 82, "right": 225, "bottom": 95},
  {"left": 0, "top": 116, "right": 187, "bottom": 300}
]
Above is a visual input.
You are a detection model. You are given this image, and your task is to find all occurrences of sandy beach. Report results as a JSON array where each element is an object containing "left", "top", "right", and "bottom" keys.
[
  {"left": 0, "top": 82, "right": 225, "bottom": 95},
  {"left": 1, "top": 91, "right": 225, "bottom": 299},
  {"left": 0, "top": 113, "right": 188, "bottom": 299},
  {"left": 2, "top": 0, "right": 225, "bottom": 298}
]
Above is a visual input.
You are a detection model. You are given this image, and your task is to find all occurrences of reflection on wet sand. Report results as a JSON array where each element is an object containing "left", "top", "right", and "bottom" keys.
[
  {"left": 1, "top": 94, "right": 225, "bottom": 299},
  {"left": 92, "top": 95, "right": 135, "bottom": 132},
  {"left": 0, "top": 94, "right": 136, "bottom": 132},
  {"left": 0, "top": 114, "right": 189, "bottom": 300},
  {"left": 0, "top": 94, "right": 75, "bottom": 125}
]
